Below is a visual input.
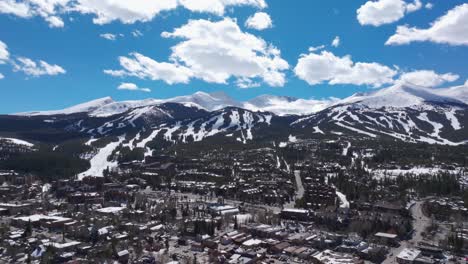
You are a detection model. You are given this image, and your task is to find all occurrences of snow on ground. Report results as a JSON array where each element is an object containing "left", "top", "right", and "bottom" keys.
[
  {"left": 417, "top": 112, "right": 461, "bottom": 145},
  {"left": 288, "top": 135, "right": 297, "bottom": 142},
  {"left": 78, "top": 136, "right": 125, "bottom": 179},
  {"left": 235, "top": 214, "right": 252, "bottom": 224},
  {"left": 342, "top": 142, "right": 351, "bottom": 156},
  {"left": 369, "top": 167, "right": 465, "bottom": 179},
  {"left": 417, "top": 113, "right": 443, "bottom": 138},
  {"left": 0, "top": 137, "right": 34, "bottom": 147},
  {"left": 96, "top": 207, "right": 126, "bottom": 214},
  {"left": 313, "top": 126, "right": 325, "bottom": 134},
  {"left": 445, "top": 110, "right": 462, "bottom": 130},
  {"left": 137, "top": 129, "right": 162, "bottom": 148},
  {"left": 336, "top": 191, "right": 350, "bottom": 208},
  {"left": 336, "top": 122, "right": 377, "bottom": 138},
  {"left": 85, "top": 137, "right": 98, "bottom": 146}
]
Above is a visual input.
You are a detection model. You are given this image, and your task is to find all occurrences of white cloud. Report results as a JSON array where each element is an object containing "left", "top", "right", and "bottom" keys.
[
  {"left": 245, "top": 12, "right": 272, "bottom": 30},
  {"left": 72, "top": 0, "right": 178, "bottom": 25},
  {"left": 107, "top": 18, "right": 289, "bottom": 88},
  {"left": 425, "top": 3, "right": 433, "bottom": 9},
  {"left": 331, "top": 36, "right": 340, "bottom": 47},
  {"left": 308, "top": 45, "right": 325, "bottom": 52},
  {"left": 117, "top": 82, "right": 151, "bottom": 92},
  {"left": 357, "top": 0, "right": 422, "bottom": 26},
  {"left": 0, "top": 73, "right": 4, "bottom": 79},
  {"left": 0, "top": 40, "right": 9, "bottom": 63},
  {"left": 131, "top": 30, "right": 143, "bottom": 38},
  {"left": 294, "top": 50, "right": 397, "bottom": 88},
  {"left": 398, "top": 70, "right": 459, "bottom": 87},
  {"left": 45, "top": 15, "right": 64, "bottom": 27},
  {"left": 0, "top": 0, "right": 266, "bottom": 26},
  {"left": 13, "top": 57, "right": 66, "bottom": 76},
  {"left": 100, "top": 33, "right": 117, "bottom": 41},
  {"left": 104, "top": 53, "right": 194, "bottom": 85},
  {"left": 179, "top": 0, "right": 266, "bottom": 16},
  {"left": 0, "top": 0, "right": 32, "bottom": 18},
  {"left": 405, "top": 0, "right": 422, "bottom": 13},
  {"left": 0, "top": 0, "right": 67, "bottom": 28},
  {"left": 386, "top": 4, "right": 468, "bottom": 46}
]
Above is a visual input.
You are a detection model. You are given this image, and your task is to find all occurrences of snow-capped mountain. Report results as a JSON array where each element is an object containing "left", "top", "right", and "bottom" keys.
[
  {"left": 17, "top": 96, "right": 116, "bottom": 116},
  {"left": 167, "top": 91, "right": 242, "bottom": 111},
  {"left": 13, "top": 91, "right": 332, "bottom": 117},
  {"left": 339, "top": 82, "right": 466, "bottom": 108},
  {"left": 2, "top": 83, "right": 467, "bottom": 178},
  {"left": 3, "top": 82, "right": 468, "bottom": 150},
  {"left": 243, "top": 95, "right": 335, "bottom": 116},
  {"left": 433, "top": 83, "right": 468, "bottom": 105}
]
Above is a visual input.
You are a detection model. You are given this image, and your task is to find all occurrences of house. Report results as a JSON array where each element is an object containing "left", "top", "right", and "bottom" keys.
[
  {"left": 397, "top": 248, "right": 421, "bottom": 264},
  {"left": 280, "top": 208, "right": 311, "bottom": 221},
  {"left": 117, "top": 249, "right": 130, "bottom": 263},
  {"left": 312, "top": 249, "right": 362, "bottom": 264},
  {"left": 0, "top": 203, "right": 33, "bottom": 215},
  {"left": 375, "top": 232, "right": 398, "bottom": 246}
]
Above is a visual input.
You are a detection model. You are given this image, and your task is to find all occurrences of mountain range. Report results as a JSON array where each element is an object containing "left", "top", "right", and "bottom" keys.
[
  {"left": 1, "top": 82, "right": 467, "bottom": 178},
  {"left": 1, "top": 82, "right": 467, "bottom": 148}
]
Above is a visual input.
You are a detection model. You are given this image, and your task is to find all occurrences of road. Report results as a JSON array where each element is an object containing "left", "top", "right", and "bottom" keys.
[
  {"left": 382, "top": 201, "right": 430, "bottom": 264},
  {"left": 294, "top": 170, "right": 305, "bottom": 200}
]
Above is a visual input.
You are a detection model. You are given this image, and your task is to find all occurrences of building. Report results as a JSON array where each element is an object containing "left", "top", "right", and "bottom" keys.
[
  {"left": 397, "top": 248, "right": 421, "bottom": 264},
  {"left": 280, "top": 208, "right": 311, "bottom": 221},
  {"left": 374, "top": 232, "right": 398, "bottom": 246}
]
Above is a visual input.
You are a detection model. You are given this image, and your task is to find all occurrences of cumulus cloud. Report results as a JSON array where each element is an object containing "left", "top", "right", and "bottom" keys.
[
  {"left": 0, "top": 40, "right": 9, "bottom": 63},
  {"left": 0, "top": 40, "right": 65, "bottom": 78},
  {"left": 13, "top": 57, "right": 66, "bottom": 77},
  {"left": 0, "top": 0, "right": 33, "bottom": 18},
  {"left": 179, "top": 0, "right": 266, "bottom": 15},
  {"left": 245, "top": 12, "right": 272, "bottom": 30},
  {"left": 398, "top": 70, "right": 459, "bottom": 87},
  {"left": 0, "top": 73, "right": 4, "bottom": 79},
  {"left": 425, "top": 3, "right": 433, "bottom": 9},
  {"left": 405, "top": 0, "right": 422, "bottom": 13},
  {"left": 0, "top": 0, "right": 266, "bottom": 27},
  {"left": 0, "top": 0, "right": 66, "bottom": 28},
  {"left": 331, "top": 36, "right": 340, "bottom": 47},
  {"left": 117, "top": 82, "right": 151, "bottom": 92},
  {"left": 386, "top": 4, "right": 468, "bottom": 46},
  {"left": 357, "top": 0, "right": 422, "bottom": 26},
  {"left": 104, "top": 53, "right": 193, "bottom": 85},
  {"left": 106, "top": 18, "right": 289, "bottom": 88},
  {"left": 294, "top": 50, "right": 397, "bottom": 88}
]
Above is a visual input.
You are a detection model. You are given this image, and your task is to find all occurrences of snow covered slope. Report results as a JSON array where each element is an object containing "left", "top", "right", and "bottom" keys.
[
  {"left": 17, "top": 97, "right": 115, "bottom": 116},
  {"left": 243, "top": 95, "right": 335, "bottom": 116},
  {"left": 12, "top": 92, "right": 331, "bottom": 117},
  {"left": 339, "top": 83, "right": 466, "bottom": 108}
]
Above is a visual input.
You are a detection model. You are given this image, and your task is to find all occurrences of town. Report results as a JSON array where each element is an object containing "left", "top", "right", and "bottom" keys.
[{"left": 1, "top": 136, "right": 467, "bottom": 264}]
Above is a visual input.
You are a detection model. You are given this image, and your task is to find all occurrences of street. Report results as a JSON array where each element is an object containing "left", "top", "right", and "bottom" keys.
[{"left": 382, "top": 201, "right": 430, "bottom": 264}]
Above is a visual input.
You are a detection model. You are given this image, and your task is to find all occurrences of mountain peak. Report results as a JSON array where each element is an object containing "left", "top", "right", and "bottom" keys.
[
  {"left": 15, "top": 96, "right": 115, "bottom": 116},
  {"left": 341, "top": 82, "right": 465, "bottom": 108}
]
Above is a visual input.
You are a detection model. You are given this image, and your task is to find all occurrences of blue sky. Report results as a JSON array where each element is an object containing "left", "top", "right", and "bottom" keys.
[{"left": 0, "top": 0, "right": 467, "bottom": 114}]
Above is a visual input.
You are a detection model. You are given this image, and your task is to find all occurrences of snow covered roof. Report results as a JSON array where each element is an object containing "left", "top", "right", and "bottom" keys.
[
  {"left": 281, "top": 208, "right": 309, "bottom": 214},
  {"left": 95, "top": 206, "right": 126, "bottom": 214},
  {"left": 13, "top": 214, "right": 71, "bottom": 223},
  {"left": 397, "top": 248, "right": 421, "bottom": 262},
  {"left": 375, "top": 232, "right": 398, "bottom": 239},
  {"left": 242, "top": 239, "right": 262, "bottom": 247}
]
